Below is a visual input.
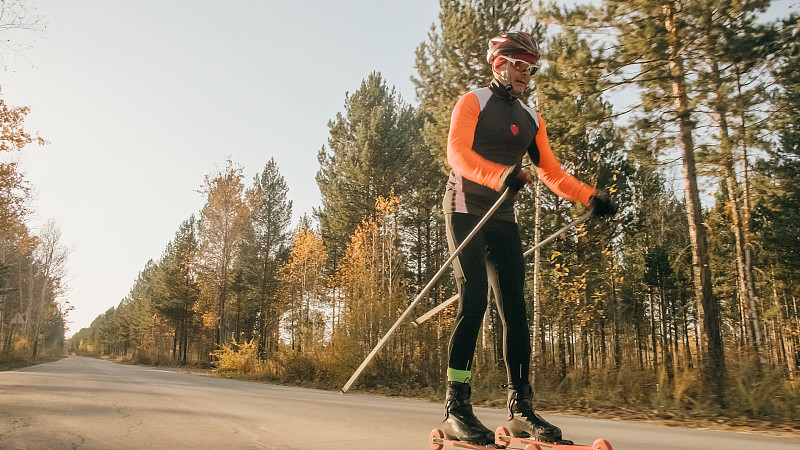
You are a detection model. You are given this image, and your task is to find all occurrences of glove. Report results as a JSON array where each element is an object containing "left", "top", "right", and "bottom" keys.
[
  {"left": 589, "top": 189, "right": 617, "bottom": 217},
  {"left": 501, "top": 165, "right": 531, "bottom": 192}
]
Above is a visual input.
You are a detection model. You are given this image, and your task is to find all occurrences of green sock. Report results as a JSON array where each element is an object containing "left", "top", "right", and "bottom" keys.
[{"left": 447, "top": 367, "right": 472, "bottom": 383}]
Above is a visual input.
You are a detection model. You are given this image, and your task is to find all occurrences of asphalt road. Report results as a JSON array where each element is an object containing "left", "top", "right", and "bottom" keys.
[{"left": 1, "top": 356, "right": 798, "bottom": 449}]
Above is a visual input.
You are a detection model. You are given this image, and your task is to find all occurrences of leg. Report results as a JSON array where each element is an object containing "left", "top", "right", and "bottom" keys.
[
  {"left": 445, "top": 213, "right": 490, "bottom": 377},
  {"left": 485, "top": 220, "right": 570, "bottom": 444},
  {"left": 484, "top": 219, "right": 530, "bottom": 386},
  {"left": 441, "top": 213, "right": 494, "bottom": 445}
]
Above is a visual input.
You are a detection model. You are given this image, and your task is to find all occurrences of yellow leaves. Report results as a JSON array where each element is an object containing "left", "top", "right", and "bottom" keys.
[
  {"left": 201, "top": 311, "right": 218, "bottom": 329},
  {"left": 280, "top": 226, "right": 327, "bottom": 301},
  {"left": 212, "top": 339, "right": 264, "bottom": 374},
  {"left": 374, "top": 192, "right": 400, "bottom": 216},
  {"left": 286, "top": 226, "right": 327, "bottom": 271},
  {"left": 1, "top": 94, "right": 46, "bottom": 152},
  {"left": 332, "top": 193, "right": 406, "bottom": 327},
  {"left": 196, "top": 159, "right": 249, "bottom": 294}
]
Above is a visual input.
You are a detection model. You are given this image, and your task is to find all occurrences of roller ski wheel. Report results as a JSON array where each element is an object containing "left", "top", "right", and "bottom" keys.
[
  {"left": 429, "top": 428, "right": 503, "bottom": 449},
  {"left": 494, "top": 426, "right": 612, "bottom": 450}
]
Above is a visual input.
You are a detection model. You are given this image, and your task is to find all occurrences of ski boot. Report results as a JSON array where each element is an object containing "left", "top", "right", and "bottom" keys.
[
  {"left": 441, "top": 381, "right": 496, "bottom": 446},
  {"left": 506, "top": 383, "right": 573, "bottom": 445}
]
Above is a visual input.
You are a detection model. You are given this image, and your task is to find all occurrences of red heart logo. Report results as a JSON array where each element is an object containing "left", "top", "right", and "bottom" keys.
[{"left": 510, "top": 124, "right": 519, "bottom": 135}]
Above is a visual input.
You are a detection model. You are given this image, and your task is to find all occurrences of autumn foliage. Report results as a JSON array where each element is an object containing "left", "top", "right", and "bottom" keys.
[{"left": 1, "top": 90, "right": 65, "bottom": 362}]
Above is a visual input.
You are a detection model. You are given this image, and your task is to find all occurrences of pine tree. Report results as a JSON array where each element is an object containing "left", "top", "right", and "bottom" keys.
[
  {"left": 752, "top": 13, "right": 800, "bottom": 379},
  {"left": 690, "top": 0, "right": 778, "bottom": 368},
  {"left": 560, "top": 0, "right": 727, "bottom": 406},
  {"left": 396, "top": 107, "right": 444, "bottom": 282},
  {"left": 126, "top": 260, "right": 161, "bottom": 360},
  {"left": 316, "top": 72, "right": 413, "bottom": 264},
  {"left": 153, "top": 217, "right": 200, "bottom": 364},
  {"left": 240, "top": 158, "right": 293, "bottom": 358}
]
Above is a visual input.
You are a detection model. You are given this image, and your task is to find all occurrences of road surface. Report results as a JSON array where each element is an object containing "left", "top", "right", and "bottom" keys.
[{"left": 1, "top": 356, "right": 798, "bottom": 449}]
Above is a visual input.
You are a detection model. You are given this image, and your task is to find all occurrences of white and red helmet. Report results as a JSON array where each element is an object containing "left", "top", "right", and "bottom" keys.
[{"left": 487, "top": 31, "right": 540, "bottom": 66}]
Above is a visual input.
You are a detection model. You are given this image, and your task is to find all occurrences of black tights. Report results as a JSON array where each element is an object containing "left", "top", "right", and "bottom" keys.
[{"left": 445, "top": 213, "right": 531, "bottom": 386}]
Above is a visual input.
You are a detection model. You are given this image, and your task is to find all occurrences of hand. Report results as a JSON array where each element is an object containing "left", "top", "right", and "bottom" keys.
[
  {"left": 589, "top": 189, "right": 617, "bottom": 217},
  {"left": 502, "top": 166, "right": 531, "bottom": 192}
]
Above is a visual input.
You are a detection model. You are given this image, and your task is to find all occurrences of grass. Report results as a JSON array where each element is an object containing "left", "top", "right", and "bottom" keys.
[{"left": 0, "top": 355, "right": 65, "bottom": 371}]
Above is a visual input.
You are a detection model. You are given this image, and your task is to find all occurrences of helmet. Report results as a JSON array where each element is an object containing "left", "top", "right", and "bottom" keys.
[{"left": 487, "top": 32, "right": 540, "bottom": 65}]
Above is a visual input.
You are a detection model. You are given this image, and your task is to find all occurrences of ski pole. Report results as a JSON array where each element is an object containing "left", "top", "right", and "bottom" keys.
[
  {"left": 341, "top": 187, "right": 512, "bottom": 394},
  {"left": 411, "top": 210, "right": 592, "bottom": 326}
]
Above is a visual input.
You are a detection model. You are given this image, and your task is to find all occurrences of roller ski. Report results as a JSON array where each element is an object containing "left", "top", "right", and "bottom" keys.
[
  {"left": 495, "top": 384, "right": 612, "bottom": 450},
  {"left": 430, "top": 381, "right": 500, "bottom": 449},
  {"left": 430, "top": 428, "right": 503, "bottom": 449},
  {"left": 494, "top": 426, "right": 612, "bottom": 450}
]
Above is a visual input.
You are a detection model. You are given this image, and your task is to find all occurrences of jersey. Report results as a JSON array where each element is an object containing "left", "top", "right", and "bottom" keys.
[{"left": 443, "top": 82, "right": 595, "bottom": 222}]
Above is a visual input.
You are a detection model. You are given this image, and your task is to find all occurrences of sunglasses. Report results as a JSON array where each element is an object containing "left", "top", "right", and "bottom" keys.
[{"left": 503, "top": 56, "right": 539, "bottom": 75}]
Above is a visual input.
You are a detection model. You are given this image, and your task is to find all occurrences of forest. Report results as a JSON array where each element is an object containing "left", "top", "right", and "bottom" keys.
[
  {"left": 3, "top": 0, "right": 799, "bottom": 423},
  {"left": 0, "top": 1, "right": 68, "bottom": 367}
]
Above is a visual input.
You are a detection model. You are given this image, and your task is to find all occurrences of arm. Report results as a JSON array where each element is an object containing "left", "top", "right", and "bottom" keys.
[
  {"left": 533, "top": 113, "right": 595, "bottom": 206},
  {"left": 447, "top": 93, "right": 512, "bottom": 191}
]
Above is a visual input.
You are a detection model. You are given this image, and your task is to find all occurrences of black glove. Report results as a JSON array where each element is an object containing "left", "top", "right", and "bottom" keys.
[
  {"left": 589, "top": 190, "right": 617, "bottom": 217},
  {"left": 501, "top": 166, "right": 531, "bottom": 193}
]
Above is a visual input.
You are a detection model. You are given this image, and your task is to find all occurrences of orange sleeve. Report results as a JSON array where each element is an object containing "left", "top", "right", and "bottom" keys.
[
  {"left": 535, "top": 113, "right": 596, "bottom": 206},
  {"left": 447, "top": 93, "right": 509, "bottom": 191}
]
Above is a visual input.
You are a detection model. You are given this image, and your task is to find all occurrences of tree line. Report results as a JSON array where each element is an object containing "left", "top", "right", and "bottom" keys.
[
  {"left": 0, "top": 88, "right": 69, "bottom": 362},
  {"left": 66, "top": 0, "right": 798, "bottom": 420},
  {"left": 0, "top": 0, "right": 70, "bottom": 366}
]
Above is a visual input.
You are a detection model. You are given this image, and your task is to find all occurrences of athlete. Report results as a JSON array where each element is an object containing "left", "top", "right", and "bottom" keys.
[{"left": 440, "top": 31, "right": 616, "bottom": 446}]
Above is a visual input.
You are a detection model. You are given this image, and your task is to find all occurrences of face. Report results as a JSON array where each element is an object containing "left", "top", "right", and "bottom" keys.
[
  {"left": 506, "top": 61, "right": 532, "bottom": 95},
  {"left": 494, "top": 58, "right": 533, "bottom": 96}
]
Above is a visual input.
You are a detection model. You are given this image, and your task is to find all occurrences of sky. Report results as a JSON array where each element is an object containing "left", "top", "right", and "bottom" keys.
[
  {"left": 1, "top": 0, "right": 442, "bottom": 336},
  {"left": 1, "top": 0, "right": 797, "bottom": 337}
]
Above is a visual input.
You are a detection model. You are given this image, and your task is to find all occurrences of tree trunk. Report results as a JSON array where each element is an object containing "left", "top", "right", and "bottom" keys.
[
  {"left": 612, "top": 272, "right": 622, "bottom": 369},
  {"left": 664, "top": 0, "right": 725, "bottom": 406},
  {"left": 681, "top": 293, "right": 693, "bottom": 369},
  {"left": 635, "top": 293, "right": 644, "bottom": 369},
  {"left": 557, "top": 327, "right": 567, "bottom": 381},
  {"left": 772, "top": 270, "right": 795, "bottom": 380},
  {"left": 708, "top": 53, "right": 767, "bottom": 365},
  {"left": 532, "top": 178, "right": 543, "bottom": 381},
  {"left": 218, "top": 278, "right": 227, "bottom": 348},
  {"left": 649, "top": 290, "right": 659, "bottom": 372},
  {"left": 659, "top": 282, "right": 674, "bottom": 380}
]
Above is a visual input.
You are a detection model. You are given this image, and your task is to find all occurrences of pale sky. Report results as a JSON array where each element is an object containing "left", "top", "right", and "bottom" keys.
[
  {"left": 1, "top": 0, "right": 797, "bottom": 337},
  {"left": 2, "top": 0, "right": 442, "bottom": 336}
]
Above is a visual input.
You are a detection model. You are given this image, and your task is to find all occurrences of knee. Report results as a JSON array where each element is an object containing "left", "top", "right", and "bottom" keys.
[{"left": 457, "top": 298, "right": 487, "bottom": 328}]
